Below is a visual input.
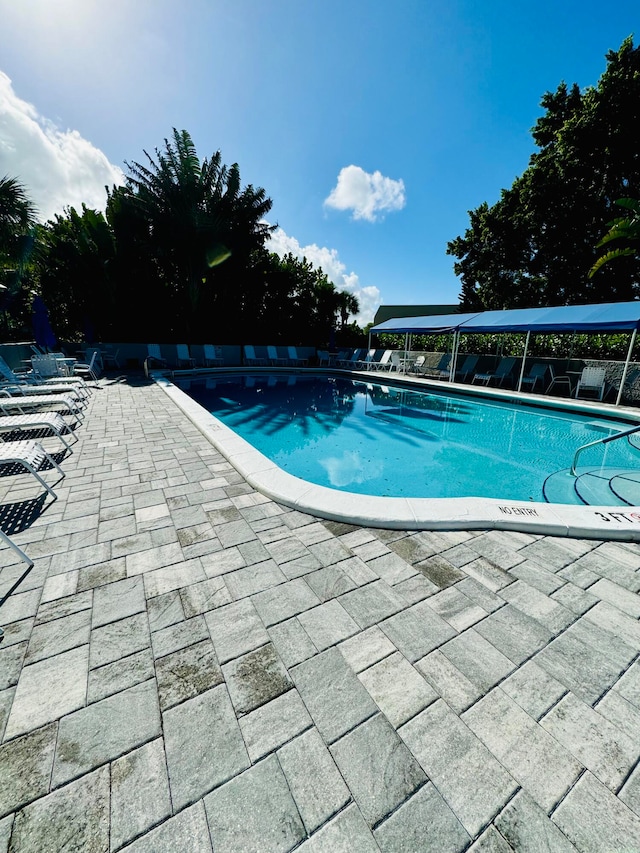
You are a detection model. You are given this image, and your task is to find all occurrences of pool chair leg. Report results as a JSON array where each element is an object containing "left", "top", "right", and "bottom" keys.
[
  {"left": 18, "top": 450, "right": 65, "bottom": 500},
  {"left": 0, "top": 529, "right": 34, "bottom": 643}
]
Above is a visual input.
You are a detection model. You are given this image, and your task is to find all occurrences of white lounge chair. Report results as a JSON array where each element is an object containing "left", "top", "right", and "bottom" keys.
[
  {"left": 0, "top": 413, "right": 76, "bottom": 452},
  {"left": 574, "top": 367, "right": 607, "bottom": 401},
  {"left": 0, "top": 439, "right": 65, "bottom": 499},
  {"left": 372, "top": 350, "right": 395, "bottom": 371},
  {"left": 0, "top": 390, "right": 84, "bottom": 424},
  {"left": 0, "top": 381, "right": 88, "bottom": 407}
]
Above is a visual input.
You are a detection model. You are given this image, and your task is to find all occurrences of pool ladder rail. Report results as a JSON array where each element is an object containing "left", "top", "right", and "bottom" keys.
[
  {"left": 570, "top": 423, "right": 640, "bottom": 476},
  {"left": 543, "top": 423, "right": 640, "bottom": 505}
]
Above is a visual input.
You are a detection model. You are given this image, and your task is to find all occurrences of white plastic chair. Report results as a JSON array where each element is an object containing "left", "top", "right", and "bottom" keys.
[
  {"left": 574, "top": 367, "right": 606, "bottom": 401},
  {"left": 72, "top": 351, "right": 100, "bottom": 381}
]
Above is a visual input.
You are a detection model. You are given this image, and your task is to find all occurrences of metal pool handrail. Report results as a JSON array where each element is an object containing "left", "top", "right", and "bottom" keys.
[{"left": 571, "top": 423, "right": 640, "bottom": 476}]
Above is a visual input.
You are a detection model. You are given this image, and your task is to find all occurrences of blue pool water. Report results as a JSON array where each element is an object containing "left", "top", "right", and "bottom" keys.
[{"left": 177, "top": 373, "right": 640, "bottom": 504}]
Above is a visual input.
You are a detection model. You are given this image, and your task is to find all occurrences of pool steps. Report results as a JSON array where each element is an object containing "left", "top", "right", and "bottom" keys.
[{"left": 543, "top": 467, "right": 640, "bottom": 506}]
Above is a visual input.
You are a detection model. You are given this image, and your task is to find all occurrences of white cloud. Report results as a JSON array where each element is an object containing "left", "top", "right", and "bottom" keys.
[
  {"left": 267, "top": 226, "right": 380, "bottom": 326},
  {"left": 324, "top": 165, "right": 406, "bottom": 222},
  {"left": 0, "top": 71, "right": 125, "bottom": 222}
]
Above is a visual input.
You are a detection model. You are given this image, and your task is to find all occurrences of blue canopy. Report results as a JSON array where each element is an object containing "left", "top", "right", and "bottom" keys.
[
  {"left": 371, "top": 301, "right": 640, "bottom": 335},
  {"left": 371, "top": 311, "right": 479, "bottom": 334}
]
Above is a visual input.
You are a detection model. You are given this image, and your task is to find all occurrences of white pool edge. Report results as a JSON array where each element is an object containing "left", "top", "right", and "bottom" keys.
[{"left": 156, "top": 371, "right": 640, "bottom": 541}]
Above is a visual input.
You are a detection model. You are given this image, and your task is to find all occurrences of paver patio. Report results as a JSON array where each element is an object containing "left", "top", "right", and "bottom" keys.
[{"left": 1, "top": 375, "right": 640, "bottom": 852}]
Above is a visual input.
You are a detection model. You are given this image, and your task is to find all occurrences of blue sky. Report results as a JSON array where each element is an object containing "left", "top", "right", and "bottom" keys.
[{"left": 0, "top": 0, "right": 637, "bottom": 324}]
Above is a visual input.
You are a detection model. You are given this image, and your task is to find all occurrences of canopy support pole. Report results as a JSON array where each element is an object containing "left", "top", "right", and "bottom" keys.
[
  {"left": 450, "top": 331, "right": 459, "bottom": 382},
  {"left": 403, "top": 333, "right": 408, "bottom": 374},
  {"left": 517, "top": 331, "right": 531, "bottom": 392},
  {"left": 616, "top": 329, "right": 637, "bottom": 406}
]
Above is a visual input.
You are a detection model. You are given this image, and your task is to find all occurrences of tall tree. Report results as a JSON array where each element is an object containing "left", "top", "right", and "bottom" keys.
[
  {"left": 448, "top": 38, "right": 640, "bottom": 310},
  {"left": 110, "top": 129, "right": 275, "bottom": 339},
  {"left": 38, "top": 205, "right": 117, "bottom": 342},
  {"left": 0, "top": 176, "right": 38, "bottom": 339}
]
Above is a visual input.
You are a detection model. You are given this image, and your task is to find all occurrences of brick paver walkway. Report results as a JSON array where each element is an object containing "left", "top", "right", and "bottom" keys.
[{"left": 1, "top": 376, "right": 640, "bottom": 852}]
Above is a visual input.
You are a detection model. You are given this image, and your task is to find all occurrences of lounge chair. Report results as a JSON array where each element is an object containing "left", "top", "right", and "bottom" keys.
[
  {"left": 337, "top": 349, "right": 363, "bottom": 368},
  {"left": 175, "top": 344, "right": 196, "bottom": 369},
  {"left": 0, "top": 390, "right": 84, "bottom": 424},
  {"left": 0, "top": 380, "right": 88, "bottom": 406},
  {"left": 287, "top": 346, "right": 308, "bottom": 366},
  {"left": 371, "top": 350, "right": 395, "bottom": 371},
  {"left": 454, "top": 355, "right": 479, "bottom": 382},
  {"left": 356, "top": 350, "right": 377, "bottom": 369},
  {"left": 243, "top": 345, "right": 267, "bottom": 366},
  {"left": 1, "top": 355, "right": 90, "bottom": 398},
  {"left": 146, "top": 344, "right": 168, "bottom": 369},
  {"left": 574, "top": 367, "right": 606, "bottom": 401},
  {"left": 473, "top": 357, "right": 516, "bottom": 387},
  {"left": 0, "top": 413, "right": 76, "bottom": 452},
  {"left": 419, "top": 353, "right": 452, "bottom": 379},
  {"left": 266, "top": 346, "right": 288, "bottom": 366},
  {"left": 202, "top": 345, "right": 224, "bottom": 367},
  {"left": 520, "top": 363, "right": 549, "bottom": 393},
  {"left": 0, "top": 439, "right": 65, "bottom": 499}
]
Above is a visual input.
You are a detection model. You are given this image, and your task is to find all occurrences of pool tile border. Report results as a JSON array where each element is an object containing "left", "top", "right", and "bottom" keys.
[{"left": 156, "top": 372, "right": 640, "bottom": 542}]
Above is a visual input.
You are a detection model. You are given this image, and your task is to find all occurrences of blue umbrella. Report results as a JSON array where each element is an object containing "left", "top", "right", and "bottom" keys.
[{"left": 31, "top": 296, "right": 57, "bottom": 351}]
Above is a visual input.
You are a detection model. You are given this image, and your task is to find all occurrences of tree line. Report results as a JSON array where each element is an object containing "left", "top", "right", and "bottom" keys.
[
  {"left": 447, "top": 37, "right": 640, "bottom": 311},
  {"left": 0, "top": 129, "right": 361, "bottom": 346}
]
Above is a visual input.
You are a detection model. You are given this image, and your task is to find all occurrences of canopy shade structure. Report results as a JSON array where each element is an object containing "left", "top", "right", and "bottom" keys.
[
  {"left": 370, "top": 301, "right": 640, "bottom": 336},
  {"left": 370, "top": 300, "right": 640, "bottom": 405}
]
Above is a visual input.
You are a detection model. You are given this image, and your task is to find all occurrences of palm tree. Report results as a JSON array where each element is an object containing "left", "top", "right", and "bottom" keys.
[
  {"left": 0, "top": 176, "right": 37, "bottom": 272},
  {"left": 335, "top": 290, "right": 360, "bottom": 328},
  {"left": 589, "top": 198, "right": 640, "bottom": 277},
  {"left": 118, "top": 129, "right": 275, "bottom": 337}
]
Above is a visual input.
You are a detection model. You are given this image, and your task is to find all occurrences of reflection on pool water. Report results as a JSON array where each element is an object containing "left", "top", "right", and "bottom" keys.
[{"left": 177, "top": 373, "right": 640, "bottom": 505}]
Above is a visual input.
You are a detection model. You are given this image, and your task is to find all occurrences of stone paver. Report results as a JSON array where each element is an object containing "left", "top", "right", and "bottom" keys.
[{"left": 1, "top": 376, "right": 639, "bottom": 851}]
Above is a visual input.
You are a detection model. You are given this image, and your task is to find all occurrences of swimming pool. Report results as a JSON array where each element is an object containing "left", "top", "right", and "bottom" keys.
[
  {"left": 174, "top": 372, "right": 640, "bottom": 506},
  {"left": 157, "top": 370, "right": 640, "bottom": 538}
]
